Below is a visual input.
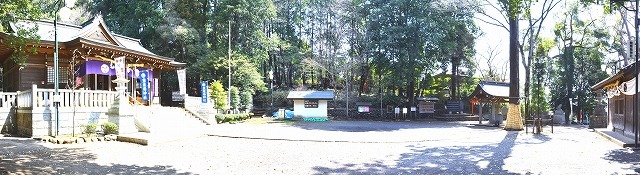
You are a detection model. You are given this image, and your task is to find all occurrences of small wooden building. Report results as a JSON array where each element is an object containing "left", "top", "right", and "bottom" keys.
[
  {"left": 286, "top": 91, "right": 334, "bottom": 120},
  {"left": 468, "top": 81, "right": 510, "bottom": 125},
  {"left": 592, "top": 63, "right": 638, "bottom": 138}
]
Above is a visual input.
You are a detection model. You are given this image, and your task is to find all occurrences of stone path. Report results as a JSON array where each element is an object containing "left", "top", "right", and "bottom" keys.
[{"left": 1, "top": 119, "right": 639, "bottom": 174}]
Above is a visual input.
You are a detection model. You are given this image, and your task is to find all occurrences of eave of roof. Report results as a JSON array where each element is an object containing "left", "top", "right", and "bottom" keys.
[
  {"left": 287, "top": 91, "right": 335, "bottom": 100},
  {"left": 591, "top": 61, "right": 634, "bottom": 90},
  {"left": 469, "top": 81, "right": 510, "bottom": 99}
]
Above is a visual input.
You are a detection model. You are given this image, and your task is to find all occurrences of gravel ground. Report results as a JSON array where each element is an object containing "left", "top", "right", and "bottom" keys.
[{"left": 1, "top": 119, "right": 639, "bottom": 174}]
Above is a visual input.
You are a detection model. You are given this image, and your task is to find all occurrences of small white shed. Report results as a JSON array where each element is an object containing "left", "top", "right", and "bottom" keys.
[{"left": 286, "top": 91, "right": 335, "bottom": 119}]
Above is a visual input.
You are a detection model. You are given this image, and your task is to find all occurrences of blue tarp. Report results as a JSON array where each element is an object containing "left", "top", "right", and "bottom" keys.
[{"left": 272, "top": 110, "right": 294, "bottom": 119}]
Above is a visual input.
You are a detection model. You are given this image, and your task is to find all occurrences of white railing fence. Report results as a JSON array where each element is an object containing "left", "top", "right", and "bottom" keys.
[
  {"left": 13, "top": 85, "right": 117, "bottom": 108},
  {"left": 0, "top": 92, "right": 18, "bottom": 107}
]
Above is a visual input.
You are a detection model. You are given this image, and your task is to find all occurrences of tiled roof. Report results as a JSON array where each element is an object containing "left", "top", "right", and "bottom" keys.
[
  {"left": 9, "top": 16, "right": 160, "bottom": 58},
  {"left": 287, "top": 91, "right": 335, "bottom": 100}
]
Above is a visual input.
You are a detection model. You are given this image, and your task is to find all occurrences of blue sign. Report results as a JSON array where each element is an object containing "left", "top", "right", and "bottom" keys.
[
  {"left": 139, "top": 70, "right": 149, "bottom": 102},
  {"left": 200, "top": 81, "right": 208, "bottom": 103}
]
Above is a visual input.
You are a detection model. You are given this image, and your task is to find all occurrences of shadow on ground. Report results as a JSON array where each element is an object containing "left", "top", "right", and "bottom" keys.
[
  {"left": 287, "top": 120, "right": 466, "bottom": 132},
  {"left": 0, "top": 138, "right": 189, "bottom": 174},
  {"left": 312, "top": 132, "right": 521, "bottom": 174},
  {"left": 603, "top": 149, "right": 640, "bottom": 173}
]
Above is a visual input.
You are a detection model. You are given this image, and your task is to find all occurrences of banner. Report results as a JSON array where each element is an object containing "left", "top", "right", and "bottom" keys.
[
  {"left": 177, "top": 69, "right": 186, "bottom": 95},
  {"left": 114, "top": 56, "right": 126, "bottom": 79},
  {"left": 200, "top": 81, "right": 209, "bottom": 103},
  {"left": 140, "top": 70, "right": 150, "bottom": 102}
]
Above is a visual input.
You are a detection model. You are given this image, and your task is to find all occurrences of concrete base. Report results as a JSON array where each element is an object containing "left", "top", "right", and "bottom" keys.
[
  {"left": 108, "top": 114, "right": 137, "bottom": 134},
  {"left": 589, "top": 116, "right": 607, "bottom": 129}
]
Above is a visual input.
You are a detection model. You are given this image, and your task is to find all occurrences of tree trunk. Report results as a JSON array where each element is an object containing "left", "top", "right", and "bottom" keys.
[
  {"left": 358, "top": 65, "right": 368, "bottom": 96},
  {"left": 504, "top": 13, "right": 523, "bottom": 131},
  {"left": 451, "top": 57, "right": 459, "bottom": 100},
  {"left": 565, "top": 46, "right": 575, "bottom": 125}
]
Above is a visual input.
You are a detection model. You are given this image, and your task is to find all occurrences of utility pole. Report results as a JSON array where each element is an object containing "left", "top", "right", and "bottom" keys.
[
  {"left": 54, "top": 0, "right": 62, "bottom": 136},
  {"left": 228, "top": 19, "right": 232, "bottom": 111}
]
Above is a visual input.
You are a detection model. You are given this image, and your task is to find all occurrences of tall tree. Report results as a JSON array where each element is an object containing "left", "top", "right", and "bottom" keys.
[
  {"left": 500, "top": 0, "right": 524, "bottom": 130},
  {"left": 0, "top": 0, "right": 52, "bottom": 66},
  {"left": 551, "top": 1, "right": 610, "bottom": 124}
]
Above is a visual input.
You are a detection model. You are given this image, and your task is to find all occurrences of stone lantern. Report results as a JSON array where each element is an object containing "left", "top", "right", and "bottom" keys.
[{"left": 589, "top": 89, "right": 607, "bottom": 128}]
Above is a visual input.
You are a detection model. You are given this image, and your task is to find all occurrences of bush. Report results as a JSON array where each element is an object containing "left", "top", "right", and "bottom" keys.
[
  {"left": 102, "top": 122, "right": 119, "bottom": 135},
  {"left": 215, "top": 113, "right": 254, "bottom": 124},
  {"left": 83, "top": 123, "right": 98, "bottom": 137}
]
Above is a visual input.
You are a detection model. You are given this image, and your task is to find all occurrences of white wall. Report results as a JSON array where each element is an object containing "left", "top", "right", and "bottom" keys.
[{"left": 293, "top": 100, "right": 328, "bottom": 118}]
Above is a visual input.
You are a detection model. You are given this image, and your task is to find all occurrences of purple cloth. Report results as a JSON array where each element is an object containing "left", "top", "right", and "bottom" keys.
[{"left": 75, "top": 60, "right": 153, "bottom": 79}]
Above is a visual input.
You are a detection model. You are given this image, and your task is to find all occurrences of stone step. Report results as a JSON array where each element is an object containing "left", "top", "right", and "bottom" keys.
[{"left": 118, "top": 106, "right": 211, "bottom": 145}]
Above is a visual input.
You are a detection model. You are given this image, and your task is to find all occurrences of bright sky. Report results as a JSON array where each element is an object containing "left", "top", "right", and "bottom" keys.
[{"left": 473, "top": 0, "right": 615, "bottom": 84}]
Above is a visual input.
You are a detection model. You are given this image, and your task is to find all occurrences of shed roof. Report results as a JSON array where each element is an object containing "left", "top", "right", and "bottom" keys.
[
  {"left": 469, "top": 81, "right": 510, "bottom": 101},
  {"left": 287, "top": 91, "right": 334, "bottom": 100}
]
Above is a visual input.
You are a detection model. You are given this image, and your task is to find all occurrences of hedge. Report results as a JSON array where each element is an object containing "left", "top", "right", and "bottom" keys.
[{"left": 215, "top": 113, "right": 254, "bottom": 124}]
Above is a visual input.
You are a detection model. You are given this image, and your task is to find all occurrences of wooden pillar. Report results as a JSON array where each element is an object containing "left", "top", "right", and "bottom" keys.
[
  {"left": 479, "top": 101, "right": 483, "bottom": 124},
  {"left": 108, "top": 75, "right": 112, "bottom": 91},
  {"left": 94, "top": 74, "right": 97, "bottom": 90},
  {"left": 492, "top": 102, "right": 496, "bottom": 123}
]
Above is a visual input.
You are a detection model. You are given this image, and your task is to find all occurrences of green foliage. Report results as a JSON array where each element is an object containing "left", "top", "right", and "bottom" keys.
[
  {"left": 209, "top": 80, "right": 227, "bottom": 110},
  {"left": 0, "top": 0, "right": 48, "bottom": 66},
  {"left": 253, "top": 90, "right": 292, "bottom": 108},
  {"left": 83, "top": 123, "right": 98, "bottom": 137},
  {"left": 231, "top": 56, "right": 267, "bottom": 94},
  {"left": 230, "top": 86, "right": 240, "bottom": 109},
  {"left": 101, "top": 122, "right": 118, "bottom": 135},
  {"left": 240, "top": 91, "right": 253, "bottom": 110},
  {"left": 214, "top": 113, "right": 254, "bottom": 124},
  {"left": 550, "top": 3, "right": 610, "bottom": 121},
  {"left": 530, "top": 38, "right": 555, "bottom": 115}
]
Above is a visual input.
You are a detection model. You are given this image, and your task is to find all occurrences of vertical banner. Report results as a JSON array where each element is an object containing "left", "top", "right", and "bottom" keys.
[
  {"left": 201, "top": 81, "right": 208, "bottom": 103},
  {"left": 177, "top": 69, "right": 186, "bottom": 95},
  {"left": 140, "top": 70, "right": 150, "bottom": 102},
  {"left": 114, "top": 56, "right": 126, "bottom": 79}
]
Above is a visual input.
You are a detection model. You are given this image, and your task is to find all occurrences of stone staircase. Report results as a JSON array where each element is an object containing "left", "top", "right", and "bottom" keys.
[{"left": 118, "top": 106, "right": 212, "bottom": 145}]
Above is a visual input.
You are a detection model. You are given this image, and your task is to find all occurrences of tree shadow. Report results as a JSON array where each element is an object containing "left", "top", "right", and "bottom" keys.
[
  {"left": 312, "top": 131, "right": 521, "bottom": 174},
  {"left": 288, "top": 120, "right": 465, "bottom": 132},
  {"left": 0, "top": 138, "right": 190, "bottom": 174},
  {"left": 603, "top": 149, "right": 640, "bottom": 173}
]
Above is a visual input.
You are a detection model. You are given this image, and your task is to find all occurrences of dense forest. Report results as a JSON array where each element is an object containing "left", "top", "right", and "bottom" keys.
[{"left": 0, "top": 0, "right": 632, "bottom": 120}]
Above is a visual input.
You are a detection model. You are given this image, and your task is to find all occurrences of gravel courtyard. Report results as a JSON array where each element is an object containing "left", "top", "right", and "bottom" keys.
[{"left": 2, "top": 119, "right": 640, "bottom": 174}]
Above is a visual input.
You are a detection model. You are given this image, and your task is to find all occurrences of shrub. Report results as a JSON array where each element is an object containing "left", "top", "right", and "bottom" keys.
[
  {"left": 215, "top": 113, "right": 254, "bottom": 124},
  {"left": 83, "top": 123, "right": 98, "bottom": 137},
  {"left": 102, "top": 122, "right": 119, "bottom": 135}
]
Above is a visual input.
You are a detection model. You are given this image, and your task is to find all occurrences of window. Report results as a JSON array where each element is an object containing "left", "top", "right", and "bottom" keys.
[
  {"left": 304, "top": 100, "right": 318, "bottom": 108},
  {"left": 47, "top": 66, "right": 68, "bottom": 84}
]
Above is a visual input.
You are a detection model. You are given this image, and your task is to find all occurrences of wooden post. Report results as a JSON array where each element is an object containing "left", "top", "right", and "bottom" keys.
[
  {"left": 31, "top": 84, "right": 37, "bottom": 107},
  {"left": 479, "top": 101, "right": 483, "bottom": 124}
]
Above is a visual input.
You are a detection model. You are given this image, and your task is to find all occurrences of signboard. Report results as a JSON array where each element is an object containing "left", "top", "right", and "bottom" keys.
[
  {"left": 172, "top": 91, "right": 185, "bottom": 101},
  {"left": 139, "top": 70, "right": 149, "bottom": 101},
  {"left": 177, "top": 69, "right": 186, "bottom": 95},
  {"left": 200, "top": 81, "right": 209, "bottom": 103},
  {"left": 403, "top": 108, "right": 408, "bottom": 114},
  {"left": 394, "top": 107, "right": 400, "bottom": 114},
  {"left": 357, "top": 106, "right": 370, "bottom": 113},
  {"left": 419, "top": 101, "right": 435, "bottom": 114},
  {"left": 114, "top": 56, "right": 126, "bottom": 79}
]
